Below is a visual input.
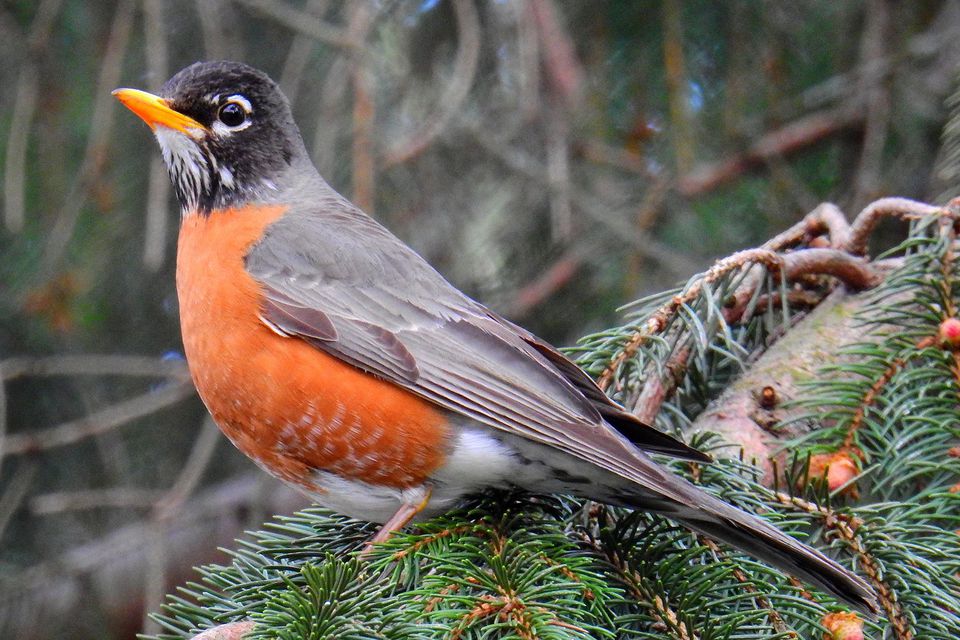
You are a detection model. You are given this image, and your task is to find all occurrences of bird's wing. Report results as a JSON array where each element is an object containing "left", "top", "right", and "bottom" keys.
[{"left": 244, "top": 204, "right": 708, "bottom": 488}]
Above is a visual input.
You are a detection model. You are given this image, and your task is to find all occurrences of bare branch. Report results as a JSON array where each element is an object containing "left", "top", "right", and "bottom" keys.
[
  {"left": 2, "top": 382, "right": 195, "bottom": 458},
  {"left": 348, "top": 0, "right": 377, "bottom": 212},
  {"left": 153, "top": 418, "right": 221, "bottom": 520},
  {"left": 145, "top": 417, "right": 221, "bottom": 635},
  {"left": 468, "top": 126, "right": 699, "bottom": 277},
  {"left": 576, "top": 137, "right": 658, "bottom": 177},
  {"left": 678, "top": 106, "right": 865, "bottom": 198},
  {"left": 0, "top": 368, "right": 6, "bottom": 477},
  {"left": 515, "top": 0, "right": 540, "bottom": 119},
  {"left": 0, "top": 475, "right": 305, "bottom": 640},
  {"left": 851, "top": 0, "right": 893, "bottom": 209},
  {"left": 195, "top": 0, "right": 239, "bottom": 59},
  {"left": 847, "top": 197, "right": 949, "bottom": 255},
  {"left": 0, "top": 460, "right": 37, "bottom": 542},
  {"left": 191, "top": 621, "right": 256, "bottom": 640},
  {"left": 0, "top": 354, "right": 189, "bottom": 381},
  {"left": 2, "top": 0, "right": 62, "bottom": 233},
  {"left": 4, "top": 67, "right": 39, "bottom": 233},
  {"left": 782, "top": 248, "right": 881, "bottom": 290},
  {"left": 233, "top": 0, "right": 355, "bottom": 49},
  {"left": 141, "top": 522, "right": 167, "bottom": 636},
  {"left": 632, "top": 347, "right": 690, "bottom": 424},
  {"left": 142, "top": 0, "right": 172, "bottom": 271},
  {"left": 382, "top": 0, "right": 481, "bottom": 167},
  {"left": 33, "top": 0, "right": 135, "bottom": 288},
  {"left": 501, "top": 250, "right": 582, "bottom": 319},
  {"left": 530, "top": 0, "right": 583, "bottom": 106},
  {"left": 662, "top": 0, "right": 694, "bottom": 174},
  {"left": 279, "top": 0, "right": 329, "bottom": 104},
  {"left": 30, "top": 488, "right": 163, "bottom": 515}
]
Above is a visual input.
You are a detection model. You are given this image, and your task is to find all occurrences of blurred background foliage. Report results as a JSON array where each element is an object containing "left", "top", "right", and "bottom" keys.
[{"left": 1, "top": 0, "right": 959, "bottom": 638}]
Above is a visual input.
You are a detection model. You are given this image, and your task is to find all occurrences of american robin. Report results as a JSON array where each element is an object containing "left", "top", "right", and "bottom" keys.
[{"left": 114, "top": 61, "right": 874, "bottom": 610}]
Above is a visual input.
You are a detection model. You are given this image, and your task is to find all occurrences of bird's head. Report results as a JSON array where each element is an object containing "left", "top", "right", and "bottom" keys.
[{"left": 114, "top": 60, "right": 307, "bottom": 216}]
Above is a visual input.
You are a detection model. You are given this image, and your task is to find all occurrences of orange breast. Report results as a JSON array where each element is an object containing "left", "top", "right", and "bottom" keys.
[{"left": 176, "top": 205, "right": 451, "bottom": 490}]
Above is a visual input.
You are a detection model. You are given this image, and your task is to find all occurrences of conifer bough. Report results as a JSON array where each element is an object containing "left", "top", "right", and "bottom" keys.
[{"left": 151, "top": 197, "right": 960, "bottom": 640}]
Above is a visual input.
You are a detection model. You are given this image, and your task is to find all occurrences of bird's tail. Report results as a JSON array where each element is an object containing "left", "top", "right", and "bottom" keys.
[{"left": 618, "top": 474, "right": 878, "bottom": 613}]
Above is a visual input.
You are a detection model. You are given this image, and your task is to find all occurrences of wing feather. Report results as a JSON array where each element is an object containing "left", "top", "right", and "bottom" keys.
[
  {"left": 245, "top": 206, "right": 709, "bottom": 488},
  {"left": 240, "top": 202, "right": 877, "bottom": 611}
]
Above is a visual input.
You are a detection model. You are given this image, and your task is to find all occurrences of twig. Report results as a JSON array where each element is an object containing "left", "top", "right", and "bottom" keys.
[
  {"left": 312, "top": 48, "right": 352, "bottom": 176},
  {"left": 724, "top": 289, "right": 824, "bottom": 325},
  {"left": 597, "top": 198, "right": 917, "bottom": 401},
  {"left": 502, "top": 250, "right": 582, "bottom": 319},
  {"left": 936, "top": 217, "right": 956, "bottom": 318},
  {"left": 142, "top": 0, "right": 171, "bottom": 271},
  {"left": 2, "top": 0, "right": 62, "bottom": 233},
  {"left": 391, "top": 523, "right": 484, "bottom": 561},
  {"left": 2, "top": 382, "right": 195, "bottom": 458},
  {"left": 468, "top": 126, "right": 698, "bottom": 277},
  {"left": 278, "top": 0, "right": 329, "bottom": 104},
  {"left": 0, "top": 367, "right": 6, "bottom": 477},
  {"left": 719, "top": 248, "right": 878, "bottom": 340},
  {"left": 842, "top": 336, "right": 935, "bottom": 450},
  {"left": 141, "top": 518, "right": 167, "bottom": 635},
  {"left": 190, "top": 621, "right": 256, "bottom": 640},
  {"left": 774, "top": 492, "right": 909, "bottom": 638},
  {"left": 0, "top": 354, "right": 189, "bottom": 381},
  {"left": 699, "top": 537, "right": 795, "bottom": 637},
  {"left": 349, "top": 0, "right": 376, "bottom": 212},
  {"left": 30, "top": 488, "right": 164, "bottom": 515},
  {"left": 584, "top": 535, "right": 700, "bottom": 640},
  {"left": 143, "top": 418, "right": 220, "bottom": 634},
  {"left": 143, "top": 160, "right": 172, "bottom": 270},
  {"left": 153, "top": 418, "right": 221, "bottom": 520},
  {"left": 232, "top": 0, "right": 355, "bottom": 49},
  {"left": 781, "top": 248, "right": 881, "bottom": 290},
  {"left": 851, "top": 0, "right": 892, "bottom": 209},
  {"left": 529, "top": 0, "right": 583, "bottom": 106},
  {"left": 809, "top": 203, "right": 853, "bottom": 250},
  {"left": 2, "top": 66, "right": 36, "bottom": 233},
  {"left": 847, "top": 197, "right": 948, "bottom": 255},
  {"left": 382, "top": 0, "right": 481, "bottom": 167},
  {"left": 195, "top": 0, "right": 237, "bottom": 59},
  {"left": 662, "top": 0, "right": 694, "bottom": 174},
  {"left": 576, "top": 137, "right": 658, "bottom": 177},
  {"left": 632, "top": 347, "right": 690, "bottom": 424},
  {"left": 677, "top": 106, "right": 864, "bottom": 197},
  {"left": 627, "top": 247, "right": 876, "bottom": 421},
  {"left": 721, "top": 205, "right": 882, "bottom": 324},
  {"left": 0, "top": 475, "right": 305, "bottom": 640},
  {"left": 545, "top": 96, "right": 573, "bottom": 240},
  {"left": 33, "top": 0, "right": 135, "bottom": 288},
  {"left": 755, "top": 202, "right": 850, "bottom": 254},
  {"left": 597, "top": 248, "right": 783, "bottom": 390},
  {"left": 515, "top": 0, "right": 540, "bottom": 119},
  {"left": 0, "top": 460, "right": 37, "bottom": 543}
]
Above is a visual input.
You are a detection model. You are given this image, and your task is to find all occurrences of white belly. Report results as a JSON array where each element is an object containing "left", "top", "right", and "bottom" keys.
[{"left": 303, "top": 426, "right": 565, "bottom": 523}]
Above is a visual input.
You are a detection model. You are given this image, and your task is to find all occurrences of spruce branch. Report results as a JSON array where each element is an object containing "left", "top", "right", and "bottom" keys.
[{"left": 142, "top": 198, "right": 960, "bottom": 640}]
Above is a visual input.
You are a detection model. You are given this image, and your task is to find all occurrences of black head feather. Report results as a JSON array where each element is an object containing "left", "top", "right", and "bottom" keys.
[{"left": 155, "top": 60, "right": 307, "bottom": 215}]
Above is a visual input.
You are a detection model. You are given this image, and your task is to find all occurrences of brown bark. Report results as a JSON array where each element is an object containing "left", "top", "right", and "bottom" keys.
[{"left": 685, "top": 262, "right": 903, "bottom": 483}]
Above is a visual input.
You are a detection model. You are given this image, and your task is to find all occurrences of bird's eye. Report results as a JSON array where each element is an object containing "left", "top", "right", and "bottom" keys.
[{"left": 218, "top": 101, "right": 247, "bottom": 128}]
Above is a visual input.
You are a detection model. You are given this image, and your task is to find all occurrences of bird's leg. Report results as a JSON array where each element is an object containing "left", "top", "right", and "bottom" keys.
[{"left": 361, "top": 486, "right": 433, "bottom": 556}]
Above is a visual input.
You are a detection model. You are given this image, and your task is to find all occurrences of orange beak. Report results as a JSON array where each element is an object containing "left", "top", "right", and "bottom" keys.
[{"left": 112, "top": 88, "right": 205, "bottom": 136}]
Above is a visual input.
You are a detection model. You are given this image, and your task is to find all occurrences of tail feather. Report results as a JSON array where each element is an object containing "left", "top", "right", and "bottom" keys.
[{"left": 619, "top": 478, "right": 878, "bottom": 613}]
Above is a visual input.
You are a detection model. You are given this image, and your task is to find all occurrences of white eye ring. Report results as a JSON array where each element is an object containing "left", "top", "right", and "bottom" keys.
[{"left": 212, "top": 95, "right": 253, "bottom": 134}]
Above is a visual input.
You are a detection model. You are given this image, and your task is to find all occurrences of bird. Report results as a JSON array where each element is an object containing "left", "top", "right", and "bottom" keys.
[{"left": 113, "top": 60, "right": 875, "bottom": 611}]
